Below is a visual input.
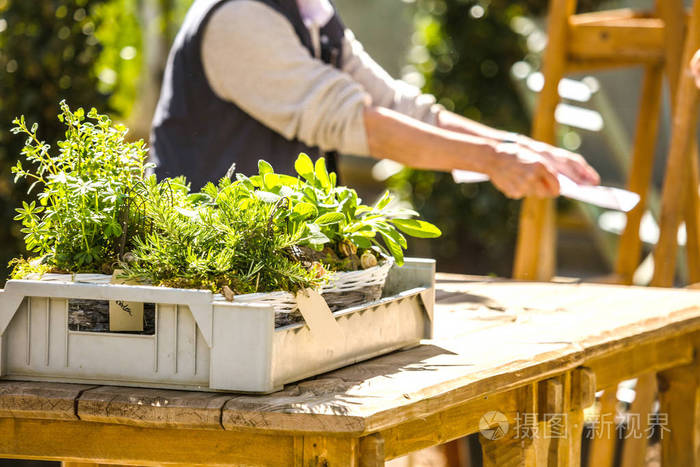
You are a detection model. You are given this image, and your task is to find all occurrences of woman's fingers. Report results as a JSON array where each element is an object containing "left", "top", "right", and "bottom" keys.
[
  {"left": 536, "top": 162, "right": 560, "bottom": 197},
  {"left": 546, "top": 148, "right": 599, "bottom": 185}
]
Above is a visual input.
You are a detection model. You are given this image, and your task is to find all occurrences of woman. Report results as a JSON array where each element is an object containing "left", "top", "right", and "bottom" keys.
[{"left": 151, "top": 0, "right": 599, "bottom": 196}]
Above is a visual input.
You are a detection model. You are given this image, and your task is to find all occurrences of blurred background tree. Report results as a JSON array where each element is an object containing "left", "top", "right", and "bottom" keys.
[
  {"left": 0, "top": 0, "right": 192, "bottom": 281},
  {"left": 0, "top": 0, "right": 112, "bottom": 280}
]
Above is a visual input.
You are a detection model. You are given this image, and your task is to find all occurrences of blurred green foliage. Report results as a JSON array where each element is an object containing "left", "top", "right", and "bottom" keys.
[
  {"left": 92, "top": 0, "right": 142, "bottom": 115},
  {"left": 388, "top": 0, "right": 601, "bottom": 276},
  {"left": 0, "top": 0, "right": 112, "bottom": 280},
  {"left": 0, "top": 0, "right": 192, "bottom": 281}
]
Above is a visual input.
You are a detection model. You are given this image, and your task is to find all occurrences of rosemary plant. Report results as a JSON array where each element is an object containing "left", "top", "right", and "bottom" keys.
[
  {"left": 120, "top": 176, "right": 324, "bottom": 294},
  {"left": 10, "top": 101, "right": 151, "bottom": 275}
]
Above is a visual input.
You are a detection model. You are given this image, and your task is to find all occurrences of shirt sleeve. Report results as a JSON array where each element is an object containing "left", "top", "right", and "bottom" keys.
[
  {"left": 341, "top": 29, "right": 443, "bottom": 126},
  {"left": 201, "top": 0, "right": 371, "bottom": 156}
]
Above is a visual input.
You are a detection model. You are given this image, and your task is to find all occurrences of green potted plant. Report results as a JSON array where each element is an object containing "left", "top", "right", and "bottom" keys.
[{"left": 11, "top": 103, "right": 441, "bottom": 325}]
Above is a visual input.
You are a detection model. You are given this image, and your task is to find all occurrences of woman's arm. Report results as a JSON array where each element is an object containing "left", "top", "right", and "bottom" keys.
[
  {"left": 436, "top": 110, "right": 600, "bottom": 185},
  {"left": 364, "top": 106, "right": 561, "bottom": 199},
  {"left": 340, "top": 29, "right": 599, "bottom": 188}
]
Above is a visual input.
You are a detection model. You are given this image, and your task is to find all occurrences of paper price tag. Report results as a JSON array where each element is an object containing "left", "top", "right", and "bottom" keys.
[
  {"left": 295, "top": 288, "right": 344, "bottom": 349},
  {"left": 109, "top": 270, "right": 144, "bottom": 332}
]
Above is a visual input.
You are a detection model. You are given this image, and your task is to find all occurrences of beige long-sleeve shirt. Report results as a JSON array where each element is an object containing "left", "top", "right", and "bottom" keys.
[{"left": 201, "top": 0, "right": 442, "bottom": 156}]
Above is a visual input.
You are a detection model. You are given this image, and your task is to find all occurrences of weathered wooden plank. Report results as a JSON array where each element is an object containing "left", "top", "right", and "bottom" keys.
[
  {"left": 218, "top": 282, "right": 700, "bottom": 435},
  {"left": 381, "top": 389, "right": 518, "bottom": 460},
  {"left": 0, "top": 418, "right": 293, "bottom": 466},
  {"left": 567, "top": 8, "right": 650, "bottom": 25},
  {"left": 62, "top": 463, "right": 114, "bottom": 467},
  {"left": 77, "top": 386, "right": 232, "bottom": 430},
  {"left": 0, "top": 381, "right": 95, "bottom": 421},
  {"left": 222, "top": 332, "right": 576, "bottom": 434},
  {"left": 586, "top": 334, "right": 694, "bottom": 389},
  {"left": 567, "top": 18, "right": 665, "bottom": 64}
]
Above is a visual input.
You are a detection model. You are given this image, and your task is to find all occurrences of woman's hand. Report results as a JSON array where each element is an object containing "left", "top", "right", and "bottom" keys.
[
  {"left": 487, "top": 143, "right": 561, "bottom": 199},
  {"left": 519, "top": 138, "right": 600, "bottom": 186}
]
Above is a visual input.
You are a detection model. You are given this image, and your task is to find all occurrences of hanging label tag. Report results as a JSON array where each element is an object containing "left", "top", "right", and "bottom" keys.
[
  {"left": 109, "top": 270, "right": 144, "bottom": 332},
  {"left": 295, "top": 288, "right": 344, "bottom": 348}
]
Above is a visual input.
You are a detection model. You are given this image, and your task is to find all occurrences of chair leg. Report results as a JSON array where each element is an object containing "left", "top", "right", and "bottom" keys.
[
  {"left": 513, "top": 0, "right": 578, "bottom": 281},
  {"left": 614, "top": 65, "right": 664, "bottom": 284},
  {"left": 652, "top": 0, "right": 700, "bottom": 287}
]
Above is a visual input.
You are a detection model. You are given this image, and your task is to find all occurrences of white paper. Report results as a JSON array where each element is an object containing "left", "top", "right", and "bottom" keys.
[{"left": 452, "top": 170, "right": 640, "bottom": 212}]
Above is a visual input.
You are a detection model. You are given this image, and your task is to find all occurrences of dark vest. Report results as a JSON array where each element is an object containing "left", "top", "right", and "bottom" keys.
[{"left": 150, "top": 0, "right": 344, "bottom": 189}]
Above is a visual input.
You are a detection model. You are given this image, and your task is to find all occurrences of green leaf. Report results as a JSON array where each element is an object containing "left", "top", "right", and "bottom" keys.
[
  {"left": 302, "top": 187, "right": 318, "bottom": 203},
  {"left": 315, "top": 157, "right": 330, "bottom": 190},
  {"left": 355, "top": 205, "right": 372, "bottom": 216},
  {"left": 349, "top": 235, "right": 371, "bottom": 249},
  {"left": 304, "top": 224, "right": 331, "bottom": 246},
  {"left": 248, "top": 175, "right": 263, "bottom": 188},
  {"left": 385, "top": 208, "right": 420, "bottom": 218},
  {"left": 263, "top": 173, "right": 280, "bottom": 190},
  {"left": 389, "top": 219, "right": 442, "bottom": 238},
  {"left": 378, "top": 224, "right": 407, "bottom": 248},
  {"left": 293, "top": 202, "right": 317, "bottom": 219},
  {"left": 294, "top": 153, "right": 314, "bottom": 180},
  {"left": 258, "top": 159, "right": 274, "bottom": 175},
  {"left": 235, "top": 173, "right": 255, "bottom": 191},
  {"left": 278, "top": 174, "right": 301, "bottom": 186},
  {"left": 374, "top": 190, "right": 392, "bottom": 210},
  {"left": 314, "top": 212, "right": 345, "bottom": 225},
  {"left": 377, "top": 231, "right": 404, "bottom": 266}
]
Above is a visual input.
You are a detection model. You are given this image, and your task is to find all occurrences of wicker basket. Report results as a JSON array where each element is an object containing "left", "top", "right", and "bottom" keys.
[
  {"left": 321, "top": 258, "right": 394, "bottom": 311},
  {"left": 27, "top": 260, "right": 395, "bottom": 328},
  {"left": 227, "top": 259, "right": 394, "bottom": 326}
]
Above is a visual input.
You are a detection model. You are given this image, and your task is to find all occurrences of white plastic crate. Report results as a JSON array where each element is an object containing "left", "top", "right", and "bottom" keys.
[{"left": 0, "top": 258, "right": 434, "bottom": 393}]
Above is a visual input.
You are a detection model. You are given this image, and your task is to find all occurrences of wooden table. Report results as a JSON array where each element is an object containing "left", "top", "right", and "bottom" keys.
[{"left": 0, "top": 274, "right": 699, "bottom": 466}]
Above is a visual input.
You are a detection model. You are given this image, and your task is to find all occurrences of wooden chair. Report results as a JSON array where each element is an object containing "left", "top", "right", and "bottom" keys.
[{"left": 511, "top": 1, "right": 700, "bottom": 466}]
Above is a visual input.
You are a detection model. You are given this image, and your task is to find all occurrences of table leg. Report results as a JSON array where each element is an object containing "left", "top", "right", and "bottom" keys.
[
  {"left": 359, "top": 434, "right": 385, "bottom": 467},
  {"left": 548, "top": 369, "right": 595, "bottom": 467},
  {"left": 294, "top": 434, "right": 385, "bottom": 466},
  {"left": 480, "top": 384, "right": 539, "bottom": 466},
  {"left": 657, "top": 359, "right": 700, "bottom": 467}
]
